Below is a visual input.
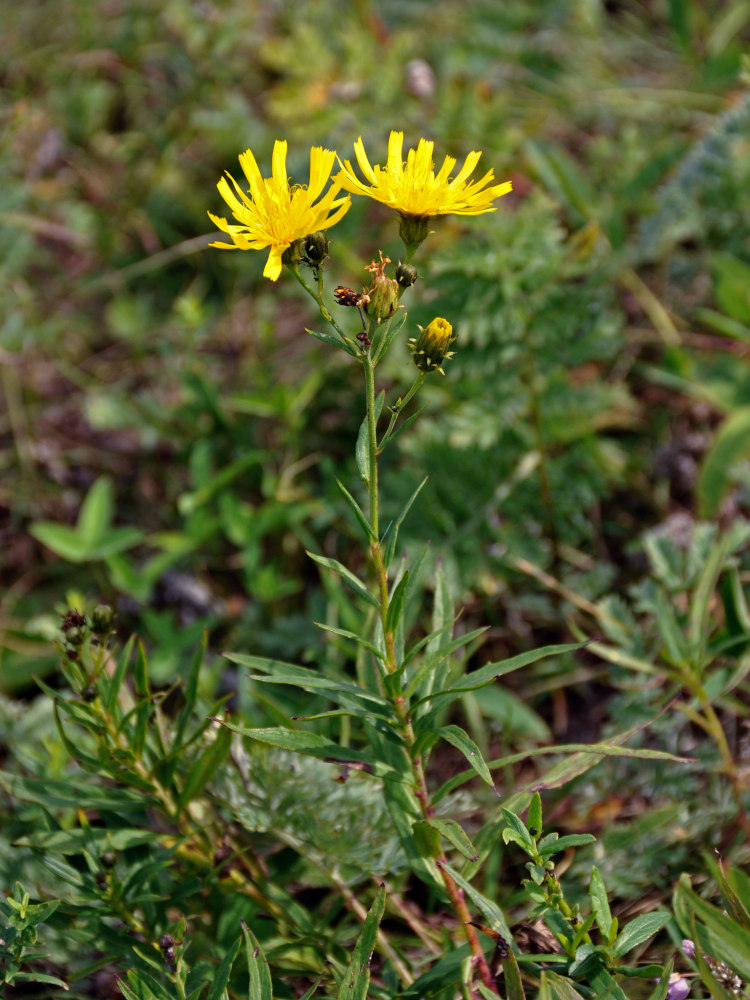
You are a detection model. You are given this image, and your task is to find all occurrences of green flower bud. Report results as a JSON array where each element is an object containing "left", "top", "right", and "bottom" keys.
[
  {"left": 395, "top": 261, "right": 418, "bottom": 288},
  {"left": 302, "top": 230, "right": 329, "bottom": 264},
  {"left": 65, "top": 626, "right": 85, "bottom": 647},
  {"left": 91, "top": 604, "right": 115, "bottom": 635},
  {"left": 408, "top": 317, "right": 456, "bottom": 374},
  {"left": 364, "top": 252, "right": 399, "bottom": 323}
]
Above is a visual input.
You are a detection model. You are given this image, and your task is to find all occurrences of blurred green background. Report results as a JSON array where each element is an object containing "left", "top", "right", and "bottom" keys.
[{"left": 2, "top": 0, "right": 750, "bottom": 697}]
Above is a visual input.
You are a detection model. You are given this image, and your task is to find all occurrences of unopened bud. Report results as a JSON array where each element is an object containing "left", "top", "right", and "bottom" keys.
[
  {"left": 65, "top": 626, "right": 85, "bottom": 647},
  {"left": 302, "top": 231, "right": 329, "bottom": 264},
  {"left": 364, "top": 253, "right": 398, "bottom": 323},
  {"left": 395, "top": 261, "right": 418, "bottom": 288},
  {"left": 408, "top": 317, "right": 456, "bottom": 374},
  {"left": 91, "top": 604, "right": 114, "bottom": 634}
]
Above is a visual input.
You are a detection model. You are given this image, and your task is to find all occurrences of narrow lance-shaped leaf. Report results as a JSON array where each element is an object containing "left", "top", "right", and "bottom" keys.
[
  {"left": 435, "top": 725, "right": 496, "bottom": 790},
  {"left": 242, "top": 921, "right": 273, "bottom": 1000},
  {"left": 306, "top": 551, "right": 380, "bottom": 609},
  {"left": 338, "top": 885, "right": 387, "bottom": 1000},
  {"left": 204, "top": 934, "right": 242, "bottom": 1000}
]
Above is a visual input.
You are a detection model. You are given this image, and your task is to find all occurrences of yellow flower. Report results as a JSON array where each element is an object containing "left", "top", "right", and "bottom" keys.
[
  {"left": 208, "top": 141, "right": 351, "bottom": 281},
  {"left": 337, "top": 131, "right": 512, "bottom": 222}
]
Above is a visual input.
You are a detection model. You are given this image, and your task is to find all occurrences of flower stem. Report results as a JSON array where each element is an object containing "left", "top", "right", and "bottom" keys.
[{"left": 362, "top": 354, "right": 499, "bottom": 997}]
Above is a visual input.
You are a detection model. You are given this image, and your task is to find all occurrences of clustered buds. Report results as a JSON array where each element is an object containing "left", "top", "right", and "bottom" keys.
[{"left": 409, "top": 317, "right": 456, "bottom": 374}]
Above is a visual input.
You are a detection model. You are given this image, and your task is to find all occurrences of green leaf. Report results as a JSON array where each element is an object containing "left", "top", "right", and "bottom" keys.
[
  {"left": 204, "top": 934, "right": 242, "bottom": 1000},
  {"left": 440, "top": 862, "right": 513, "bottom": 939},
  {"left": 646, "top": 962, "right": 675, "bottom": 1000},
  {"left": 538, "top": 833, "right": 596, "bottom": 857},
  {"left": 613, "top": 911, "right": 670, "bottom": 958},
  {"left": 675, "top": 877, "right": 750, "bottom": 979},
  {"left": 177, "top": 722, "right": 233, "bottom": 812},
  {"left": 77, "top": 475, "right": 114, "bottom": 546},
  {"left": 307, "top": 327, "right": 357, "bottom": 355},
  {"left": 527, "top": 792, "right": 543, "bottom": 838},
  {"left": 698, "top": 406, "right": 750, "bottom": 518},
  {"left": 223, "top": 653, "right": 392, "bottom": 717},
  {"left": 215, "top": 720, "right": 393, "bottom": 777},
  {"left": 429, "top": 818, "right": 478, "bottom": 861},
  {"left": 539, "top": 970, "right": 589, "bottom": 1000},
  {"left": 501, "top": 808, "right": 535, "bottom": 853},
  {"left": 412, "top": 642, "right": 585, "bottom": 715},
  {"left": 370, "top": 309, "right": 407, "bottom": 364},
  {"left": 434, "top": 725, "right": 496, "bottom": 789},
  {"left": 589, "top": 867, "right": 613, "bottom": 941},
  {"left": 28, "top": 522, "right": 89, "bottom": 562},
  {"left": 386, "top": 570, "right": 409, "bottom": 636},
  {"left": 338, "top": 885, "right": 386, "bottom": 1000},
  {"left": 313, "top": 622, "right": 385, "bottom": 661},
  {"left": 336, "top": 479, "right": 377, "bottom": 542},
  {"left": 355, "top": 391, "right": 384, "bottom": 485},
  {"left": 382, "top": 476, "right": 428, "bottom": 567},
  {"left": 306, "top": 551, "right": 380, "bottom": 609},
  {"left": 712, "top": 252, "right": 750, "bottom": 325},
  {"left": 242, "top": 921, "right": 273, "bottom": 1000}
]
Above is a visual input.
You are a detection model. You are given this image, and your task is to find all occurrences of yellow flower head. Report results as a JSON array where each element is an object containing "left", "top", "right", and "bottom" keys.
[
  {"left": 337, "top": 131, "right": 512, "bottom": 221},
  {"left": 208, "top": 141, "right": 351, "bottom": 281}
]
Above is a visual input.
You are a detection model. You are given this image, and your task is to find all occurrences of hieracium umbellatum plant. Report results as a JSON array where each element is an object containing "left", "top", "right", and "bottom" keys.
[{"left": 203, "top": 131, "right": 686, "bottom": 999}]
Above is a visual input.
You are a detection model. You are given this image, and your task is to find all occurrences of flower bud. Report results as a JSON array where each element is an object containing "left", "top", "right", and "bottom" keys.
[
  {"left": 302, "top": 231, "right": 329, "bottom": 264},
  {"left": 395, "top": 261, "right": 418, "bottom": 288},
  {"left": 91, "top": 604, "right": 115, "bottom": 635},
  {"left": 408, "top": 317, "right": 456, "bottom": 374},
  {"left": 364, "top": 253, "right": 398, "bottom": 323}
]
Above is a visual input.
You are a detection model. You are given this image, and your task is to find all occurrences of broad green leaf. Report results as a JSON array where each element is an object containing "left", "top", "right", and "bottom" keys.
[
  {"left": 527, "top": 793, "right": 543, "bottom": 838},
  {"left": 338, "top": 885, "right": 387, "bottom": 1000},
  {"left": 589, "top": 867, "right": 613, "bottom": 941},
  {"left": 77, "top": 475, "right": 114, "bottom": 546},
  {"left": 613, "top": 911, "right": 670, "bottom": 958},
  {"left": 538, "top": 833, "right": 596, "bottom": 857},
  {"left": 306, "top": 551, "right": 380, "bottom": 609},
  {"left": 242, "top": 921, "right": 273, "bottom": 1000},
  {"left": 28, "top": 522, "right": 89, "bottom": 562}
]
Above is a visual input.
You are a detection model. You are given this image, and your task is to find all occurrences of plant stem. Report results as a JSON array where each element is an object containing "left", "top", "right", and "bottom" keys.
[{"left": 362, "top": 355, "right": 500, "bottom": 997}]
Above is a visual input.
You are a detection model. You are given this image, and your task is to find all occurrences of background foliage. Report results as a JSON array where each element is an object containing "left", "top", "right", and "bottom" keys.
[{"left": 3, "top": 0, "right": 750, "bottom": 997}]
